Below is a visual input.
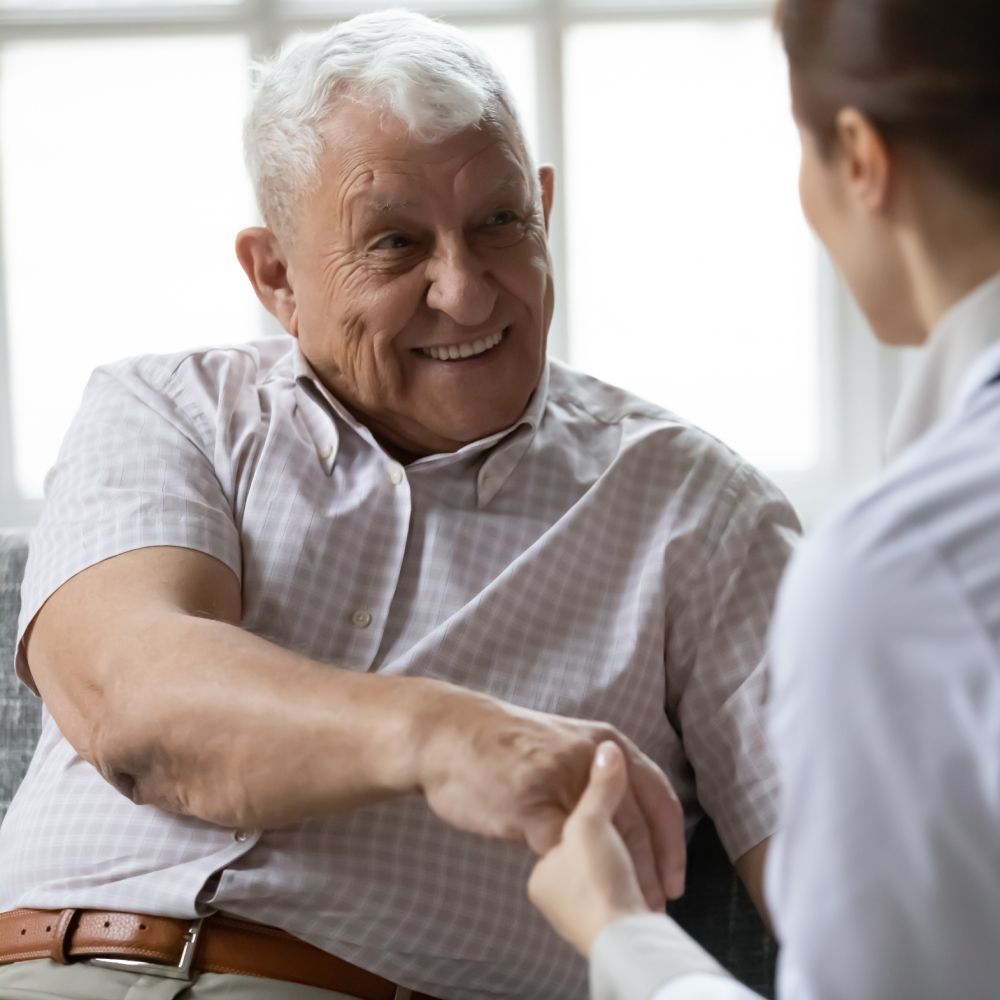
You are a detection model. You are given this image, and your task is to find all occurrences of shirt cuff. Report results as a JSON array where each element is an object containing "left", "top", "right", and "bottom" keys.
[{"left": 590, "top": 913, "right": 731, "bottom": 1000}]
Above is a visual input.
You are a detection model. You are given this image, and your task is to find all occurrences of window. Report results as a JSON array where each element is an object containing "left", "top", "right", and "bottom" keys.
[
  {"left": 565, "top": 18, "right": 818, "bottom": 471},
  {"left": 2, "top": 35, "right": 255, "bottom": 496},
  {"left": 0, "top": 0, "right": 905, "bottom": 528}
]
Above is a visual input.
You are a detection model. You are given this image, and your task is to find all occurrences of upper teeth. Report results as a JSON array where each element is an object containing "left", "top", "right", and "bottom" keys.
[{"left": 420, "top": 330, "right": 504, "bottom": 362}]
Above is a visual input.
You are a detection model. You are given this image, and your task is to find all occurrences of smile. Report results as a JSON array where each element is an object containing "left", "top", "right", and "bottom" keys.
[{"left": 417, "top": 329, "right": 506, "bottom": 362}]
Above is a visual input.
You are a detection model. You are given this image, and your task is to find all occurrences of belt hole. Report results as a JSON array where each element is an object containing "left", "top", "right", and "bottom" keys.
[
  {"left": 139, "top": 923, "right": 146, "bottom": 931},
  {"left": 19, "top": 928, "right": 25, "bottom": 936},
  {"left": 103, "top": 921, "right": 110, "bottom": 928},
  {"left": 45, "top": 925, "right": 51, "bottom": 932}
]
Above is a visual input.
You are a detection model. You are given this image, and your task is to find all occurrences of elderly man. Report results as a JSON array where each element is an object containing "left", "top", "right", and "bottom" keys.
[{"left": 0, "top": 10, "right": 798, "bottom": 1000}]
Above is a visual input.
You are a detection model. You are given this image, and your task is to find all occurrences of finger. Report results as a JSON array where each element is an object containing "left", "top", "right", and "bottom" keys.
[
  {"left": 613, "top": 783, "right": 666, "bottom": 911},
  {"left": 572, "top": 741, "right": 628, "bottom": 823},
  {"left": 629, "top": 749, "right": 687, "bottom": 899}
]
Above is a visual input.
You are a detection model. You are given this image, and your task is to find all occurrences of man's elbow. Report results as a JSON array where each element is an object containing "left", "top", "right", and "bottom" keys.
[
  {"left": 26, "top": 638, "right": 220, "bottom": 822},
  {"left": 90, "top": 715, "right": 260, "bottom": 828},
  {"left": 42, "top": 668, "right": 176, "bottom": 812}
]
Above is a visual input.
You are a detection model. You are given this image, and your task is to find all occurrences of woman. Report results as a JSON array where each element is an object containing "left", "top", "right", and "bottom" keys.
[{"left": 527, "top": 0, "right": 1000, "bottom": 998}]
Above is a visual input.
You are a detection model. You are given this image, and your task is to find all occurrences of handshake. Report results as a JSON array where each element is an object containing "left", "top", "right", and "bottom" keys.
[{"left": 414, "top": 688, "right": 684, "bottom": 951}]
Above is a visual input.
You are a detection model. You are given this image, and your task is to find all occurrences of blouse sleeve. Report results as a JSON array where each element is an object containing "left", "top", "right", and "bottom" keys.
[{"left": 591, "top": 914, "right": 763, "bottom": 1000}]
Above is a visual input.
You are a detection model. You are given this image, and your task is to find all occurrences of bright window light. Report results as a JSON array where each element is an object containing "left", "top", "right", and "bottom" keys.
[
  {"left": 1, "top": 35, "right": 257, "bottom": 497},
  {"left": 463, "top": 25, "right": 538, "bottom": 160},
  {"left": 564, "top": 19, "right": 820, "bottom": 471}
]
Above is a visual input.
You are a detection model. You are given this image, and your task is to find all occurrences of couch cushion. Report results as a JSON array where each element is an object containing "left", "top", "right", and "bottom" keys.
[
  {"left": 669, "top": 818, "right": 777, "bottom": 997},
  {"left": 0, "top": 530, "right": 40, "bottom": 821}
]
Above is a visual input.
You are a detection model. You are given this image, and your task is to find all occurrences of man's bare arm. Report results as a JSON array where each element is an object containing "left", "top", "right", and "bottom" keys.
[
  {"left": 26, "top": 545, "right": 685, "bottom": 904},
  {"left": 26, "top": 545, "right": 430, "bottom": 826}
]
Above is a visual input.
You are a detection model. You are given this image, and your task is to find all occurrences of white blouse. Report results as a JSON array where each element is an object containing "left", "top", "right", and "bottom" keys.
[{"left": 592, "top": 272, "right": 1000, "bottom": 1000}]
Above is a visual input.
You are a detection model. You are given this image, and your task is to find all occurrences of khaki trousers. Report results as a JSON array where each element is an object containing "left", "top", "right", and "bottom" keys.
[{"left": 0, "top": 958, "right": 359, "bottom": 998}]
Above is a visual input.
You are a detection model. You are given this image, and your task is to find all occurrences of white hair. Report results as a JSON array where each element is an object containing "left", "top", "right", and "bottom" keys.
[{"left": 244, "top": 8, "right": 535, "bottom": 236}]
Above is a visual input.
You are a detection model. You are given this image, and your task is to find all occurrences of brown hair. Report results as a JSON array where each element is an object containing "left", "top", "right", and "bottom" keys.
[{"left": 775, "top": 0, "right": 1000, "bottom": 199}]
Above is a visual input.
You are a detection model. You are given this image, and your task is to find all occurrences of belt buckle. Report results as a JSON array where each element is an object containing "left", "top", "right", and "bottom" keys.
[{"left": 88, "top": 917, "right": 204, "bottom": 981}]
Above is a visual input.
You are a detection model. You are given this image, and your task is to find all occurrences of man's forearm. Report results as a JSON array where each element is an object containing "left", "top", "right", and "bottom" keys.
[
  {"left": 26, "top": 548, "right": 683, "bottom": 890},
  {"left": 38, "top": 605, "right": 460, "bottom": 829}
]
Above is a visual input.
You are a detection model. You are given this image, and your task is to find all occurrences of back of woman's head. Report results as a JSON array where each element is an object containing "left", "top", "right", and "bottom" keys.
[{"left": 776, "top": 0, "right": 1000, "bottom": 201}]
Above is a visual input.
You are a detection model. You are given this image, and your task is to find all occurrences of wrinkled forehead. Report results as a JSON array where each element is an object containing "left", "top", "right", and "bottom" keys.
[{"left": 318, "top": 101, "right": 536, "bottom": 207}]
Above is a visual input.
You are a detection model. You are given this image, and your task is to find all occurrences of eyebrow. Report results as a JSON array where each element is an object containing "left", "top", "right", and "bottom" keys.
[{"left": 362, "top": 198, "right": 417, "bottom": 216}]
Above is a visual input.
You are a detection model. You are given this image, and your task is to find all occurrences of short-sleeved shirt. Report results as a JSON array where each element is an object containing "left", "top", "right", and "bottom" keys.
[{"left": 1, "top": 339, "right": 798, "bottom": 1000}]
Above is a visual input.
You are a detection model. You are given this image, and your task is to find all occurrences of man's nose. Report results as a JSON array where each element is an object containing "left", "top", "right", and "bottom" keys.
[{"left": 425, "top": 242, "right": 497, "bottom": 327}]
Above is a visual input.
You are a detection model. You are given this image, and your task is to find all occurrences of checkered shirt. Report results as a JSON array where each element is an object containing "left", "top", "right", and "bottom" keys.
[{"left": 2, "top": 338, "right": 798, "bottom": 999}]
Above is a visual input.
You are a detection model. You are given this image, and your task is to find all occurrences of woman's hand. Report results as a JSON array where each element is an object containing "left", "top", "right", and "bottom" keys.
[{"left": 527, "top": 741, "right": 654, "bottom": 957}]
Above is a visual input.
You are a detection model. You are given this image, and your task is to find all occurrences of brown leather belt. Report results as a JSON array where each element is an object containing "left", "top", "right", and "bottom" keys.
[{"left": 0, "top": 908, "right": 441, "bottom": 999}]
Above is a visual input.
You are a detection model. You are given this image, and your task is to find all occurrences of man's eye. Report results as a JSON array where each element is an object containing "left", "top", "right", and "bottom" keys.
[
  {"left": 372, "top": 234, "right": 413, "bottom": 251},
  {"left": 485, "top": 210, "right": 519, "bottom": 227}
]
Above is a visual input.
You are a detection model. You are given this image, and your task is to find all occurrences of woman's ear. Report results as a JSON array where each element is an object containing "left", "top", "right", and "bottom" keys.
[
  {"left": 834, "top": 108, "right": 891, "bottom": 214},
  {"left": 235, "top": 227, "right": 299, "bottom": 337}
]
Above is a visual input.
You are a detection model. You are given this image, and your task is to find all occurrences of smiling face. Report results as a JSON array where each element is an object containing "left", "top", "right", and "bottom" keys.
[{"left": 243, "top": 102, "right": 554, "bottom": 460}]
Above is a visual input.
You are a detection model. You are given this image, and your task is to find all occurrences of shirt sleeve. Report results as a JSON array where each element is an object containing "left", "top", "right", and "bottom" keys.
[
  {"left": 591, "top": 914, "right": 763, "bottom": 1000},
  {"left": 666, "top": 463, "right": 800, "bottom": 860},
  {"left": 16, "top": 358, "right": 243, "bottom": 689},
  {"left": 651, "top": 975, "right": 763, "bottom": 1000},
  {"left": 765, "top": 517, "right": 1000, "bottom": 1000}
]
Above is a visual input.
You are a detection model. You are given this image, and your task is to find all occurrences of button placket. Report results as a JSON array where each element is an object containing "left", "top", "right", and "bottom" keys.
[
  {"left": 355, "top": 464, "right": 412, "bottom": 669},
  {"left": 344, "top": 462, "right": 409, "bottom": 647}
]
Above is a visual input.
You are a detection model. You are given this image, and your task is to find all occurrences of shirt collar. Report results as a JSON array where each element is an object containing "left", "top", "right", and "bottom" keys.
[
  {"left": 885, "top": 270, "right": 1000, "bottom": 459},
  {"left": 292, "top": 347, "right": 345, "bottom": 474},
  {"left": 474, "top": 361, "right": 549, "bottom": 507},
  {"left": 292, "top": 344, "right": 549, "bottom": 503}
]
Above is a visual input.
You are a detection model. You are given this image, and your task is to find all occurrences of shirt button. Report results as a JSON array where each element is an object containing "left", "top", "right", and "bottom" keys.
[
  {"left": 387, "top": 463, "right": 405, "bottom": 486},
  {"left": 351, "top": 608, "right": 373, "bottom": 629},
  {"left": 234, "top": 829, "right": 250, "bottom": 843},
  {"left": 319, "top": 444, "right": 333, "bottom": 460}
]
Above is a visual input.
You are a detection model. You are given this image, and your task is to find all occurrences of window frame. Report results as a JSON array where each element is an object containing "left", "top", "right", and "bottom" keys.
[{"left": 0, "top": 0, "right": 905, "bottom": 528}]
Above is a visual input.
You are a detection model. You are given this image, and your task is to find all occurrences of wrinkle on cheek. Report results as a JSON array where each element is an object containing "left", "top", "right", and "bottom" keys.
[
  {"left": 527, "top": 222, "right": 549, "bottom": 251},
  {"left": 340, "top": 312, "right": 397, "bottom": 404},
  {"left": 339, "top": 311, "right": 369, "bottom": 385}
]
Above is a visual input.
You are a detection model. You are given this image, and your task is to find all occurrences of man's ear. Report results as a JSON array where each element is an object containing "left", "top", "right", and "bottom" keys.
[
  {"left": 834, "top": 109, "right": 891, "bottom": 214},
  {"left": 539, "top": 165, "right": 556, "bottom": 232},
  {"left": 235, "top": 227, "right": 298, "bottom": 337}
]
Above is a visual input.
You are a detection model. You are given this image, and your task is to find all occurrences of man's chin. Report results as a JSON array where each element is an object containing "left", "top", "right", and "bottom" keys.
[{"left": 439, "top": 400, "right": 534, "bottom": 448}]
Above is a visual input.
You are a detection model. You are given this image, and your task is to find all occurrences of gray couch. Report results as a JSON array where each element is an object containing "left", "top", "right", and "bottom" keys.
[
  {"left": 0, "top": 531, "right": 38, "bottom": 820},
  {"left": 0, "top": 530, "right": 775, "bottom": 995}
]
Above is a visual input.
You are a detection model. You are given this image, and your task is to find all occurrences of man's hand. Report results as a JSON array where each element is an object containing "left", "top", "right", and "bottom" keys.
[
  {"left": 416, "top": 695, "right": 685, "bottom": 910},
  {"left": 527, "top": 741, "right": 650, "bottom": 956}
]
